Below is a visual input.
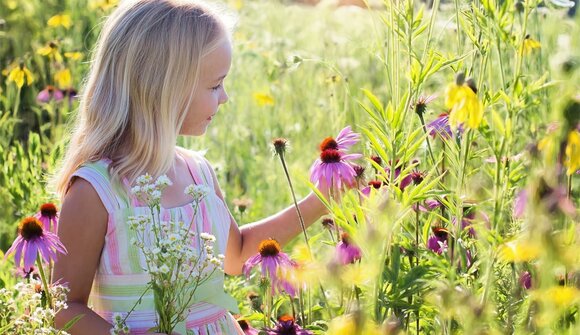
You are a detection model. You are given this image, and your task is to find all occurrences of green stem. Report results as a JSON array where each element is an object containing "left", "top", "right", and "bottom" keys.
[
  {"left": 36, "top": 255, "right": 53, "bottom": 309},
  {"left": 278, "top": 153, "right": 311, "bottom": 253}
]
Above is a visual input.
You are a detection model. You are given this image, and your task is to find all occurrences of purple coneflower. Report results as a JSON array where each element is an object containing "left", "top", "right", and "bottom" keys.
[
  {"left": 310, "top": 149, "right": 361, "bottom": 190},
  {"left": 427, "top": 113, "right": 453, "bottom": 139},
  {"left": 5, "top": 217, "right": 67, "bottom": 269},
  {"left": 36, "top": 85, "right": 63, "bottom": 103},
  {"left": 237, "top": 319, "right": 260, "bottom": 335},
  {"left": 335, "top": 233, "right": 362, "bottom": 264},
  {"left": 243, "top": 239, "right": 296, "bottom": 286},
  {"left": 266, "top": 315, "right": 312, "bottom": 335},
  {"left": 414, "top": 198, "right": 442, "bottom": 212},
  {"left": 361, "top": 180, "right": 383, "bottom": 197},
  {"left": 427, "top": 227, "right": 449, "bottom": 254},
  {"left": 35, "top": 203, "right": 59, "bottom": 232}
]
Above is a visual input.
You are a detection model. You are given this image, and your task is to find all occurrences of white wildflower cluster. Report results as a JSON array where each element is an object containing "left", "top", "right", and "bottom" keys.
[
  {"left": 131, "top": 174, "right": 173, "bottom": 206},
  {"left": 0, "top": 280, "right": 71, "bottom": 335},
  {"left": 185, "top": 184, "right": 211, "bottom": 203},
  {"left": 109, "top": 313, "right": 130, "bottom": 335},
  {"left": 121, "top": 175, "right": 223, "bottom": 333}
]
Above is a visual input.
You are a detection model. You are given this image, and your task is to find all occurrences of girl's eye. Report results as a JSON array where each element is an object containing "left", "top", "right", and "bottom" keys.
[{"left": 211, "top": 84, "right": 222, "bottom": 91}]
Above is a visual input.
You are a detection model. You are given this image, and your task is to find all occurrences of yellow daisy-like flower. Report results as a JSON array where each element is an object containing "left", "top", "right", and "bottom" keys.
[
  {"left": 253, "top": 92, "right": 275, "bottom": 106},
  {"left": 37, "top": 42, "right": 63, "bottom": 63},
  {"left": 54, "top": 68, "right": 72, "bottom": 88},
  {"left": 521, "top": 35, "right": 541, "bottom": 56},
  {"left": 499, "top": 239, "right": 541, "bottom": 263},
  {"left": 64, "top": 52, "right": 83, "bottom": 61},
  {"left": 8, "top": 64, "right": 34, "bottom": 88},
  {"left": 564, "top": 130, "right": 580, "bottom": 175},
  {"left": 47, "top": 14, "right": 72, "bottom": 29},
  {"left": 445, "top": 75, "right": 484, "bottom": 130}
]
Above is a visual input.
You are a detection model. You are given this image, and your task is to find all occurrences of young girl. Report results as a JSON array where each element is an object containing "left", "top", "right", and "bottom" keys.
[{"left": 51, "top": 0, "right": 330, "bottom": 334}]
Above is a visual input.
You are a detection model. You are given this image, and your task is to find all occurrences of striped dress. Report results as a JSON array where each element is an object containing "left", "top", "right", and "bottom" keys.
[{"left": 71, "top": 148, "right": 243, "bottom": 335}]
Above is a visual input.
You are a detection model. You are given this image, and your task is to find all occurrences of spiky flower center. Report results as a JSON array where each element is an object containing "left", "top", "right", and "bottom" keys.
[
  {"left": 320, "top": 149, "right": 341, "bottom": 163},
  {"left": 432, "top": 227, "right": 449, "bottom": 239},
  {"left": 340, "top": 232, "right": 351, "bottom": 245},
  {"left": 237, "top": 319, "right": 250, "bottom": 330},
  {"left": 319, "top": 137, "right": 338, "bottom": 151},
  {"left": 370, "top": 155, "right": 382, "bottom": 166},
  {"left": 40, "top": 203, "right": 58, "bottom": 217},
  {"left": 279, "top": 315, "right": 295, "bottom": 323},
  {"left": 353, "top": 164, "right": 365, "bottom": 178},
  {"left": 19, "top": 217, "right": 44, "bottom": 241},
  {"left": 258, "top": 239, "right": 281, "bottom": 257},
  {"left": 321, "top": 217, "right": 335, "bottom": 229},
  {"left": 272, "top": 138, "right": 288, "bottom": 155},
  {"left": 368, "top": 180, "right": 382, "bottom": 189}
]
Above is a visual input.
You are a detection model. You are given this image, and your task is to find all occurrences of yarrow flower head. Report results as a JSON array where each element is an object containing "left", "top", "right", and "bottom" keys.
[
  {"left": 5, "top": 217, "right": 67, "bottom": 270},
  {"left": 242, "top": 239, "right": 297, "bottom": 287},
  {"left": 185, "top": 184, "right": 211, "bottom": 203},
  {"left": 266, "top": 315, "right": 313, "bottom": 335},
  {"left": 335, "top": 233, "right": 362, "bottom": 265},
  {"left": 35, "top": 203, "right": 59, "bottom": 232},
  {"left": 445, "top": 72, "right": 483, "bottom": 130}
]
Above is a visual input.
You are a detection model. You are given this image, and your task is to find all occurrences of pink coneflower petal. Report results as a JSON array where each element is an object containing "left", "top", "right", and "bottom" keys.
[{"left": 335, "top": 126, "right": 360, "bottom": 151}]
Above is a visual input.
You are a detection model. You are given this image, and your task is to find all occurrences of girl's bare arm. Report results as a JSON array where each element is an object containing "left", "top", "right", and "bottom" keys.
[{"left": 52, "top": 179, "right": 114, "bottom": 334}]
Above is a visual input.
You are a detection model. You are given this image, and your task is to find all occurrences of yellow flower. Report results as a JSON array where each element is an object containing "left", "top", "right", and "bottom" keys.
[
  {"left": 326, "top": 74, "right": 342, "bottom": 84},
  {"left": 47, "top": 14, "right": 72, "bottom": 29},
  {"left": 54, "top": 68, "right": 72, "bottom": 88},
  {"left": 445, "top": 75, "right": 483, "bottom": 130},
  {"left": 253, "top": 92, "right": 275, "bottom": 106},
  {"left": 37, "top": 42, "right": 63, "bottom": 63},
  {"left": 534, "top": 286, "right": 580, "bottom": 308},
  {"left": 499, "top": 239, "right": 541, "bottom": 263},
  {"left": 8, "top": 64, "right": 34, "bottom": 88},
  {"left": 327, "top": 315, "right": 383, "bottom": 335},
  {"left": 521, "top": 35, "right": 541, "bottom": 55},
  {"left": 89, "top": 0, "right": 119, "bottom": 11},
  {"left": 564, "top": 130, "right": 580, "bottom": 175},
  {"left": 64, "top": 52, "right": 83, "bottom": 61}
]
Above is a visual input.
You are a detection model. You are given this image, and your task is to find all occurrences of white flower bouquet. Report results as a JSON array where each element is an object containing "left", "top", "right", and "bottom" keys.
[{"left": 112, "top": 174, "right": 224, "bottom": 335}]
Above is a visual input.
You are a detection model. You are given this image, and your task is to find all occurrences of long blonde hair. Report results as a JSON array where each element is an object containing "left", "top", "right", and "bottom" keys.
[{"left": 52, "top": 0, "right": 233, "bottom": 199}]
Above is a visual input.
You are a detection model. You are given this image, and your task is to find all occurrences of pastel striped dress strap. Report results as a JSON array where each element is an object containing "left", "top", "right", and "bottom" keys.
[{"left": 70, "top": 160, "right": 130, "bottom": 213}]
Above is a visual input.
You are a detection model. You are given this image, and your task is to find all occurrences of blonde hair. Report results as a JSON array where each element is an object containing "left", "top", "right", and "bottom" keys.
[{"left": 52, "top": 0, "right": 234, "bottom": 199}]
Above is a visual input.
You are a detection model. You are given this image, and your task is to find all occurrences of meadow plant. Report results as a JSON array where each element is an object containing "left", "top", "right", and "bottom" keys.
[{"left": 111, "top": 174, "right": 224, "bottom": 335}]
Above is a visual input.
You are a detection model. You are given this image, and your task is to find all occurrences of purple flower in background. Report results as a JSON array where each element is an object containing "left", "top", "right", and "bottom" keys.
[
  {"left": 36, "top": 85, "right": 64, "bottom": 103},
  {"left": 427, "top": 113, "right": 453, "bottom": 139},
  {"left": 513, "top": 189, "right": 528, "bottom": 219},
  {"left": 35, "top": 203, "right": 59, "bottom": 232},
  {"left": 335, "top": 233, "right": 362, "bottom": 264},
  {"left": 519, "top": 271, "right": 532, "bottom": 290},
  {"left": 243, "top": 239, "right": 296, "bottom": 286},
  {"left": 310, "top": 149, "right": 362, "bottom": 190},
  {"left": 361, "top": 180, "right": 383, "bottom": 196},
  {"left": 427, "top": 227, "right": 449, "bottom": 254},
  {"left": 414, "top": 199, "right": 442, "bottom": 212},
  {"left": 5, "top": 217, "right": 67, "bottom": 270},
  {"left": 266, "top": 315, "right": 312, "bottom": 335}
]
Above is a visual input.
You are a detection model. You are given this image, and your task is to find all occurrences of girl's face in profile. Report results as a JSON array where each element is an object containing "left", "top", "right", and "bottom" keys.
[{"left": 180, "top": 37, "right": 232, "bottom": 136}]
